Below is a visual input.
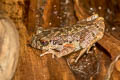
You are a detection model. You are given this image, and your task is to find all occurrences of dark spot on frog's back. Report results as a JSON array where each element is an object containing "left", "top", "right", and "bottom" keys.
[
  {"left": 65, "top": 27, "right": 71, "bottom": 31},
  {"left": 42, "top": 30, "right": 51, "bottom": 36},
  {"left": 53, "top": 28, "right": 59, "bottom": 32}
]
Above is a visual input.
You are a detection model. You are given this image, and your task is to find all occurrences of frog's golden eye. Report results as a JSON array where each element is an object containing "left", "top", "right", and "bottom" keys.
[{"left": 40, "top": 40, "right": 49, "bottom": 46}]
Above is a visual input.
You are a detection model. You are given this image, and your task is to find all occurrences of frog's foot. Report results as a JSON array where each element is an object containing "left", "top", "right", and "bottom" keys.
[
  {"left": 40, "top": 49, "right": 56, "bottom": 58},
  {"left": 86, "top": 43, "right": 95, "bottom": 53}
]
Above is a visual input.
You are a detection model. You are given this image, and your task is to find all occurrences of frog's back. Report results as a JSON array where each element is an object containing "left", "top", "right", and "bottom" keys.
[{"left": 31, "top": 14, "right": 105, "bottom": 50}]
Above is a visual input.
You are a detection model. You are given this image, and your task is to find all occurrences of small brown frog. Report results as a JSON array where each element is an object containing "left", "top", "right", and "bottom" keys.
[{"left": 30, "top": 14, "right": 105, "bottom": 62}]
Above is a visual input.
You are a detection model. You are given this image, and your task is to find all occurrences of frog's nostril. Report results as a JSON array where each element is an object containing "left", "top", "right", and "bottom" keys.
[{"left": 96, "top": 26, "right": 99, "bottom": 28}]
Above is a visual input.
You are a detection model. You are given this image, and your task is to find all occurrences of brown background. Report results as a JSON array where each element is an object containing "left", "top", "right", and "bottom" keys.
[{"left": 1, "top": 0, "right": 120, "bottom": 80}]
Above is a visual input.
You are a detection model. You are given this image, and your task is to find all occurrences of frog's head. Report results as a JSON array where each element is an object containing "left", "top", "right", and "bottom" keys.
[
  {"left": 30, "top": 36, "right": 49, "bottom": 50},
  {"left": 31, "top": 35, "right": 64, "bottom": 52},
  {"left": 95, "top": 17, "right": 105, "bottom": 33}
]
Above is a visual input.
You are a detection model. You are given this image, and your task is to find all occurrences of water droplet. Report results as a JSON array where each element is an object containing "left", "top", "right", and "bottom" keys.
[
  {"left": 112, "top": 27, "right": 116, "bottom": 31},
  {"left": 98, "top": 6, "right": 102, "bottom": 10},
  {"left": 66, "top": 0, "right": 70, "bottom": 4},
  {"left": 107, "top": 8, "right": 112, "bottom": 14},
  {"left": 57, "top": 16, "right": 62, "bottom": 20},
  {"left": 105, "top": 16, "right": 109, "bottom": 19},
  {"left": 35, "top": 14, "right": 39, "bottom": 18},
  {"left": 90, "top": 7, "right": 94, "bottom": 11},
  {"left": 53, "top": 11, "right": 58, "bottom": 15},
  {"left": 53, "top": 5, "right": 56, "bottom": 8},
  {"left": 92, "top": 12, "right": 96, "bottom": 14},
  {"left": 49, "top": 22, "right": 52, "bottom": 26},
  {"left": 59, "top": 17, "right": 62, "bottom": 20},
  {"left": 106, "top": 28, "right": 109, "bottom": 32}
]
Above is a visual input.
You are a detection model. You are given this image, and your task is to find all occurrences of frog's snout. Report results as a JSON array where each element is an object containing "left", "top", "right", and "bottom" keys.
[{"left": 96, "top": 17, "right": 105, "bottom": 32}]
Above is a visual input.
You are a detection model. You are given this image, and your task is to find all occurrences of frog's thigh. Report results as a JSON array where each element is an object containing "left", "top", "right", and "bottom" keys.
[{"left": 55, "top": 44, "right": 75, "bottom": 58}]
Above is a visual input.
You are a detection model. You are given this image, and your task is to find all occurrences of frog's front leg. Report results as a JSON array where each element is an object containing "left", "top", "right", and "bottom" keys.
[
  {"left": 40, "top": 44, "right": 75, "bottom": 58},
  {"left": 40, "top": 49, "right": 56, "bottom": 58},
  {"left": 55, "top": 44, "right": 75, "bottom": 58}
]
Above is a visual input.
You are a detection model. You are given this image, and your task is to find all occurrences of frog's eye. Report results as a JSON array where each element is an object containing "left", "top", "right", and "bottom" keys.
[
  {"left": 53, "top": 40, "right": 57, "bottom": 45},
  {"left": 40, "top": 40, "right": 49, "bottom": 46}
]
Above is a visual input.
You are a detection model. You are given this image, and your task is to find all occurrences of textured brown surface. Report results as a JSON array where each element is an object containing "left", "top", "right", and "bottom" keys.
[
  {"left": 1, "top": 0, "right": 120, "bottom": 80},
  {"left": 1, "top": 0, "right": 76, "bottom": 80},
  {"left": 98, "top": 33, "right": 120, "bottom": 59}
]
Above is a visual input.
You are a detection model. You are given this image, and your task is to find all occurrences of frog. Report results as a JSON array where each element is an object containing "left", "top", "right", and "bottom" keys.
[{"left": 30, "top": 14, "right": 105, "bottom": 62}]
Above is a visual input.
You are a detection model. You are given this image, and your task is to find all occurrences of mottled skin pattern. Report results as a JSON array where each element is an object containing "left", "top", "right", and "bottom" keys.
[{"left": 31, "top": 14, "right": 105, "bottom": 62}]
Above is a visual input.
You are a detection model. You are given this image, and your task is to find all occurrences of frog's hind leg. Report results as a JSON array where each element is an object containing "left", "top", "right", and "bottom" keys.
[
  {"left": 86, "top": 44, "right": 95, "bottom": 53},
  {"left": 74, "top": 48, "right": 87, "bottom": 63},
  {"left": 75, "top": 44, "right": 96, "bottom": 63}
]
